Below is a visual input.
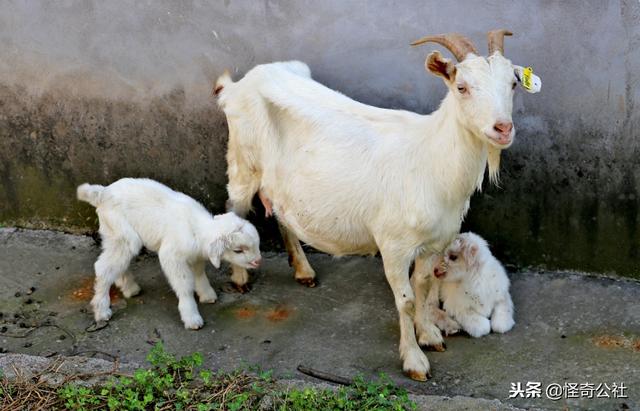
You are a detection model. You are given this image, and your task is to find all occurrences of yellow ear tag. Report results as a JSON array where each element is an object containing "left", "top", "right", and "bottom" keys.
[
  {"left": 522, "top": 67, "right": 533, "bottom": 91},
  {"left": 514, "top": 65, "right": 541, "bottom": 93}
]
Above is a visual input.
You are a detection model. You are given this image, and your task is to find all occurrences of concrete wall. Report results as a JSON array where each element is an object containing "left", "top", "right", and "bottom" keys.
[{"left": 1, "top": 1, "right": 639, "bottom": 277}]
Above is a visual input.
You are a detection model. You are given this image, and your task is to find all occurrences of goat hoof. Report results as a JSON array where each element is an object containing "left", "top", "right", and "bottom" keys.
[
  {"left": 199, "top": 294, "right": 218, "bottom": 304},
  {"left": 183, "top": 315, "right": 204, "bottom": 330},
  {"left": 86, "top": 320, "right": 109, "bottom": 333},
  {"left": 423, "top": 342, "right": 446, "bottom": 352},
  {"left": 224, "top": 282, "right": 252, "bottom": 294},
  {"left": 236, "top": 283, "right": 252, "bottom": 293},
  {"left": 296, "top": 278, "right": 317, "bottom": 288},
  {"left": 432, "top": 343, "right": 447, "bottom": 352},
  {"left": 122, "top": 286, "right": 142, "bottom": 299},
  {"left": 185, "top": 322, "right": 203, "bottom": 330},
  {"left": 402, "top": 349, "right": 430, "bottom": 381},
  {"left": 403, "top": 369, "right": 429, "bottom": 382},
  {"left": 444, "top": 328, "right": 460, "bottom": 337}
]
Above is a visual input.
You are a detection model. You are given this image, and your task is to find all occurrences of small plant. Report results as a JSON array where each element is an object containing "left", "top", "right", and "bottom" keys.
[
  {"left": 274, "top": 374, "right": 416, "bottom": 411},
  {"left": 3, "top": 342, "right": 415, "bottom": 410},
  {"left": 53, "top": 343, "right": 263, "bottom": 410},
  {"left": 57, "top": 342, "right": 226, "bottom": 410}
]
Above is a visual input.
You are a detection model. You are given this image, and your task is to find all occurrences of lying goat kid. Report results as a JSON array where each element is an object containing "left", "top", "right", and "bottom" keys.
[
  {"left": 432, "top": 232, "right": 514, "bottom": 338},
  {"left": 77, "top": 178, "right": 261, "bottom": 329}
]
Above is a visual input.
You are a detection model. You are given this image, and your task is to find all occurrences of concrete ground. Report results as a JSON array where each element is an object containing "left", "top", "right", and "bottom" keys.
[{"left": 0, "top": 228, "right": 638, "bottom": 410}]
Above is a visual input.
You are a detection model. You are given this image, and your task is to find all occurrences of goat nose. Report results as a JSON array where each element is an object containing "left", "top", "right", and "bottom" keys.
[
  {"left": 493, "top": 121, "right": 513, "bottom": 135},
  {"left": 253, "top": 257, "right": 262, "bottom": 266}
]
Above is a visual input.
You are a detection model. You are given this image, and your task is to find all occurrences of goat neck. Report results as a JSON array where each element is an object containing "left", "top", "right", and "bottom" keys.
[{"left": 419, "top": 92, "right": 488, "bottom": 206}]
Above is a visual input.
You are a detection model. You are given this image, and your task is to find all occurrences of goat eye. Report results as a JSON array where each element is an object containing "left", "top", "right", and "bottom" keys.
[
  {"left": 457, "top": 85, "right": 467, "bottom": 94},
  {"left": 233, "top": 249, "right": 243, "bottom": 254},
  {"left": 449, "top": 254, "right": 458, "bottom": 261}
]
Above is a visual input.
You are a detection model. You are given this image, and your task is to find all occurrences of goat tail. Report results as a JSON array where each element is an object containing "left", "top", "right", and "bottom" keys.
[
  {"left": 213, "top": 69, "right": 232, "bottom": 97},
  {"left": 77, "top": 183, "right": 105, "bottom": 207}
]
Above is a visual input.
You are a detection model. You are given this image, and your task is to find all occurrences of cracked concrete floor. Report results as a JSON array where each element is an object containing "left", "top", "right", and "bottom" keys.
[{"left": 0, "top": 228, "right": 638, "bottom": 410}]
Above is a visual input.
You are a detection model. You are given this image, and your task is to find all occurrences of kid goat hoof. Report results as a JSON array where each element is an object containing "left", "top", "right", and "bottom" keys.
[{"left": 184, "top": 319, "right": 204, "bottom": 330}]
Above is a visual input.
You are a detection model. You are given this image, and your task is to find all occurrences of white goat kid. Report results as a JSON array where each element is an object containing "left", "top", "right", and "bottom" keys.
[
  {"left": 216, "top": 30, "right": 521, "bottom": 380},
  {"left": 77, "top": 178, "right": 261, "bottom": 329},
  {"left": 432, "top": 232, "right": 515, "bottom": 337}
]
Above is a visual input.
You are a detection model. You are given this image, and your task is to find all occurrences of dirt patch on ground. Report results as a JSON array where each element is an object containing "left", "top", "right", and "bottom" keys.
[
  {"left": 70, "top": 277, "right": 119, "bottom": 302},
  {"left": 265, "top": 305, "right": 293, "bottom": 322},
  {"left": 592, "top": 334, "right": 640, "bottom": 352},
  {"left": 234, "top": 306, "right": 257, "bottom": 320},
  {"left": 233, "top": 305, "right": 294, "bottom": 322}
]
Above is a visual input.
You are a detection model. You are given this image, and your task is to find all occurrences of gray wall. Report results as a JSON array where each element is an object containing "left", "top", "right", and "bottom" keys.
[{"left": 1, "top": 1, "right": 639, "bottom": 277}]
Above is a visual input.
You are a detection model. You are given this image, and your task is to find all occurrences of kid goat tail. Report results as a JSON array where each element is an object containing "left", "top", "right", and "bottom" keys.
[{"left": 77, "top": 183, "right": 105, "bottom": 207}]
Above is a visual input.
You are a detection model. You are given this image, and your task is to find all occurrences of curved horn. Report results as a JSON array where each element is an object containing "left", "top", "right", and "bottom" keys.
[
  {"left": 487, "top": 29, "right": 513, "bottom": 55},
  {"left": 411, "top": 33, "right": 478, "bottom": 62}
]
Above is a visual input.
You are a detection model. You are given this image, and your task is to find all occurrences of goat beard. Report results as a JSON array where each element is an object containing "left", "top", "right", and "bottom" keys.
[{"left": 487, "top": 146, "right": 501, "bottom": 185}]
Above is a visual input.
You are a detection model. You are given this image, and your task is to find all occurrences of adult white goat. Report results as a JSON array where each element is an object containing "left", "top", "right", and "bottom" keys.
[{"left": 216, "top": 30, "right": 522, "bottom": 380}]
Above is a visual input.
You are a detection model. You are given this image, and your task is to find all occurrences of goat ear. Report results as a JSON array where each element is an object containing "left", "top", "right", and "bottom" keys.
[
  {"left": 426, "top": 51, "right": 456, "bottom": 82},
  {"left": 464, "top": 243, "right": 479, "bottom": 264},
  {"left": 209, "top": 235, "right": 229, "bottom": 269}
]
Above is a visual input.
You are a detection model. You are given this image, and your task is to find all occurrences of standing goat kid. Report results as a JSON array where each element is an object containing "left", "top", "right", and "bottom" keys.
[
  {"left": 216, "top": 30, "right": 528, "bottom": 380},
  {"left": 77, "top": 178, "right": 261, "bottom": 330}
]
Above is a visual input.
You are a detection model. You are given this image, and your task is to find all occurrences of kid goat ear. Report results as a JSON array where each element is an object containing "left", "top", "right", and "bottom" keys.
[{"left": 209, "top": 236, "right": 228, "bottom": 268}]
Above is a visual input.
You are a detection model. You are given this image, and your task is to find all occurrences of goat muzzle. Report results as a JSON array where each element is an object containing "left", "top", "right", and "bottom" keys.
[
  {"left": 249, "top": 257, "right": 262, "bottom": 268},
  {"left": 434, "top": 259, "right": 448, "bottom": 278},
  {"left": 493, "top": 121, "right": 513, "bottom": 136},
  {"left": 411, "top": 33, "right": 478, "bottom": 62}
]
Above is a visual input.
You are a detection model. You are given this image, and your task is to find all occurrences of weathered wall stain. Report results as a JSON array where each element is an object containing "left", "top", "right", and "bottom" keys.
[
  {"left": 0, "top": 1, "right": 639, "bottom": 277},
  {"left": 0, "top": 83, "right": 230, "bottom": 231}
]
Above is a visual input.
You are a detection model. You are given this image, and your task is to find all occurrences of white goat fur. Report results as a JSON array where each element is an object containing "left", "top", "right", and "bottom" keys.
[
  {"left": 216, "top": 52, "right": 518, "bottom": 379},
  {"left": 434, "top": 232, "right": 515, "bottom": 337},
  {"left": 77, "top": 178, "right": 261, "bottom": 330}
]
